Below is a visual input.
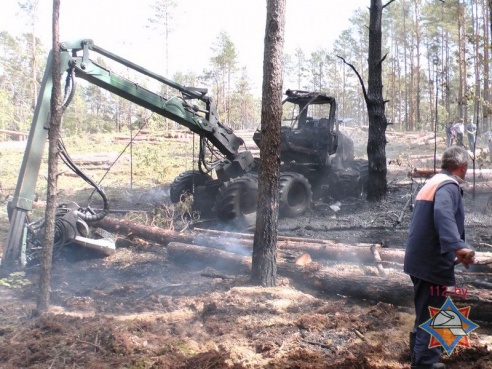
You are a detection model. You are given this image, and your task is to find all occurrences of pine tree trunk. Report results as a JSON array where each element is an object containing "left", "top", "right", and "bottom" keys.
[
  {"left": 251, "top": 0, "right": 286, "bottom": 287},
  {"left": 366, "top": 0, "right": 388, "bottom": 201},
  {"left": 458, "top": 2, "right": 467, "bottom": 119},
  {"left": 483, "top": 0, "right": 491, "bottom": 131},
  {"left": 413, "top": 0, "right": 421, "bottom": 126},
  {"left": 472, "top": 0, "right": 481, "bottom": 144},
  {"left": 37, "top": 0, "right": 61, "bottom": 312}
]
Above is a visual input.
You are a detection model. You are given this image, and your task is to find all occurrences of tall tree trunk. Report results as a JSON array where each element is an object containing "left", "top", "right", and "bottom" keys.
[
  {"left": 37, "top": 0, "right": 62, "bottom": 312},
  {"left": 409, "top": 36, "right": 415, "bottom": 130},
  {"left": 408, "top": 2, "right": 416, "bottom": 130},
  {"left": 403, "top": 5, "right": 409, "bottom": 130},
  {"left": 397, "top": 40, "right": 403, "bottom": 130},
  {"left": 251, "top": 0, "right": 286, "bottom": 287},
  {"left": 472, "top": 0, "right": 481, "bottom": 142},
  {"left": 366, "top": 0, "right": 389, "bottom": 201},
  {"left": 444, "top": 31, "right": 451, "bottom": 119},
  {"left": 484, "top": 0, "right": 491, "bottom": 132},
  {"left": 390, "top": 33, "right": 396, "bottom": 127},
  {"left": 458, "top": 1, "right": 468, "bottom": 119},
  {"left": 425, "top": 38, "right": 434, "bottom": 125},
  {"left": 413, "top": 0, "right": 421, "bottom": 127},
  {"left": 31, "top": 27, "right": 37, "bottom": 109}
]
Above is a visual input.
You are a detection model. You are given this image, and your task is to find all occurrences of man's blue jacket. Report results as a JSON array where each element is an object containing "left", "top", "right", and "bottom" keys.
[{"left": 404, "top": 170, "right": 466, "bottom": 286}]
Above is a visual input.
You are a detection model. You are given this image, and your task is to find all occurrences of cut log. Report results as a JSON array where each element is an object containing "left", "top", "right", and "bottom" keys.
[
  {"left": 94, "top": 217, "right": 492, "bottom": 269},
  {"left": 411, "top": 133, "right": 436, "bottom": 145},
  {"left": 411, "top": 167, "right": 492, "bottom": 179},
  {"left": 0, "top": 129, "right": 29, "bottom": 140},
  {"left": 167, "top": 242, "right": 251, "bottom": 273},
  {"left": 93, "top": 217, "right": 197, "bottom": 245},
  {"left": 371, "top": 245, "right": 387, "bottom": 278},
  {"left": 192, "top": 229, "right": 492, "bottom": 267},
  {"left": 165, "top": 240, "right": 492, "bottom": 321}
]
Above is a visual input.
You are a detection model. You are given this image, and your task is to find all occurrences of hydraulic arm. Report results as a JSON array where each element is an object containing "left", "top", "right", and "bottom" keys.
[{"left": 2, "top": 39, "right": 254, "bottom": 270}]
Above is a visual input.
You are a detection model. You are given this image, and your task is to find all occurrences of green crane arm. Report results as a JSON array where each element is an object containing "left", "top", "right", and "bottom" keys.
[
  {"left": 2, "top": 39, "right": 253, "bottom": 270},
  {"left": 66, "top": 39, "right": 244, "bottom": 159}
]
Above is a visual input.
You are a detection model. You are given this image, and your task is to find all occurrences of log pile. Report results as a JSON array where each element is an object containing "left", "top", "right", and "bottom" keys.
[
  {"left": 411, "top": 167, "right": 492, "bottom": 180},
  {"left": 94, "top": 216, "right": 492, "bottom": 321}
]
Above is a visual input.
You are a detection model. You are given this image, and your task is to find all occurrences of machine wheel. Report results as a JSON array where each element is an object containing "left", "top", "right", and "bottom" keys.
[
  {"left": 279, "top": 172, "right": 312, "bottom": 218},
  {"left": 216, "top": 175, "right": 258, "bottom": 223},
  {"left": 170, "top": 170, "right": 213, "bottom": 204},
  {"left": 352, "top": 159, "right": 369, "bottom": 197}
]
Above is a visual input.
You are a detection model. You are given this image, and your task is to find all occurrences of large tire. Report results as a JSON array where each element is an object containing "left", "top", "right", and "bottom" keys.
[
  {"left": 279, "top": 172, "right": 312, "bottom": 218},
  {"left": 170, "top": 170, "right": 213, "bottom": 204},
  {"left": 330, "top": 160, "right": 368, "bottom": 200},
  {"left": 352, "top": 159, "right": 369, "bottom": 197},
  {"left": 216, "top": 176, "right": 258, "bottom": 223}
]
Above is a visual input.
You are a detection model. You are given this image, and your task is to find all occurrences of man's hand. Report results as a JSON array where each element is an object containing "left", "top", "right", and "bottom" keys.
[{"left": 455, "top": 248, "right": 476, "bottom": 269}]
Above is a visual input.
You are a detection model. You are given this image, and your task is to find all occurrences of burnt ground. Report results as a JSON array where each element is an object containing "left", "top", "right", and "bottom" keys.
[{"left": 1, "top": 132, "right": 492, "bottom": 369}]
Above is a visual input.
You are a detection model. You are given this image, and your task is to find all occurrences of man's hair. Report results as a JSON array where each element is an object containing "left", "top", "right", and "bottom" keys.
[{"left": 441, "top": 146, "right": 469, "bottom": 170}]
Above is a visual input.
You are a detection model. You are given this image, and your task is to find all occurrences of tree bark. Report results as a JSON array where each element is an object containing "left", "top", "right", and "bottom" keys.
[
  {"left": 93, "top": 216, "right": 196, "bottom": 244},
  {"left": 252, "top": 0, "right": 286, "bottom": 287},
  {"left": 366, "top": 0, "right": 389, "bottom": 201},
  {"left": 458, "top": 1, "right": 468, "bottom": 120},
  {"left": 483, "top": 0, "right": 491, "bottom": 132},
  {"left": 37, "top": 0, "right": 61, "bottom": 313}
]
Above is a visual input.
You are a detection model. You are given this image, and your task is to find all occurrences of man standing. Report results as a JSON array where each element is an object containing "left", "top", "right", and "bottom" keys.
[
  {"left": 485, "top": 130, "right": 492, "bottom": 160},
  {"left": 466, "top": 121, "right": 476, "bottom": 150},
  {"left": 404, "top": 146, "right": 475, "bottom": 369},
  {"left": 453, "top": 119, "right": 464, "bottom": 147},
  {"left": 445, "top": 122, "right": 455, "bottom": 148}
]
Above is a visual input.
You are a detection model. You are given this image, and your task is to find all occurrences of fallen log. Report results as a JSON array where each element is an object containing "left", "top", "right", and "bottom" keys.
[
  {"left": 408, "top": 154, "right": 436, "bottom": 160},
  {"left": 167, "top": 242, "right": 251, "bottom": 273},
  {"left": 93, "top": 216, "right": 197, "bottom": 245},
  {"left": 192, "top": 228, "right": 492, "bottom": 267},
  {"left": 411, "top": 167, "right": 492, "bottom": 179},
  {"left": 195, "top": 227, "right": 377, "bottom": 246},
  {"left": 94, "top": 217, "right": 492, "bottom": 268},
  {"left": 166, "top": 241, "right": 492, "bottom": 321},
  {"left": 371, "top": 245, "right": 387, "bottom": 278},
  {"left": 411, "top": 133, "right": 436, "bottom": 145},
  {"left": 194, "top": 235, "right": 406, "bottom": 264}
]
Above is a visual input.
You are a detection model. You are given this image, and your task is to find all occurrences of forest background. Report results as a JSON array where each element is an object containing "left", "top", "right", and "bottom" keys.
[{"left": 0, "top": 0, "right": 491, "bottom": 141}]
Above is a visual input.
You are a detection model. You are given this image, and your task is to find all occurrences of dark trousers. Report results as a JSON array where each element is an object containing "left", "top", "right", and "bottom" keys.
[{"left": 410, "top": 276, "right": 446, "bottom": 366}]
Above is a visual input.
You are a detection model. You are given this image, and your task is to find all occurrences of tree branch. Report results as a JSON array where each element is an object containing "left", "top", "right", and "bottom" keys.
[
  {"left": 380, "top": 53, "right": 388, "bottom": 66},
  {"left": 383, "top": 0, "right": 397, "bottom": 9},
  {"left": 337, "top": 55, "right": 368, "bottom": 102}
]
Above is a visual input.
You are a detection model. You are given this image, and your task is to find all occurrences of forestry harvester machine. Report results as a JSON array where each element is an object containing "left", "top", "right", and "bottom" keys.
[{"left": 1, "top": 39, "right": 366, "bottom": 270}]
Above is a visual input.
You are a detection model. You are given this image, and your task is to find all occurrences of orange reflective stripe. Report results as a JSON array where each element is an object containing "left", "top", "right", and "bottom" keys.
[{"left": 415, "top": 174, "right": 458, "bottom": 201}]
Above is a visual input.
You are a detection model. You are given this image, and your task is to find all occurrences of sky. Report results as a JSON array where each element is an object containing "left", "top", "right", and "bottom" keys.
[{"left": 1, "top": 0, "right": 366, "bottom": 93}]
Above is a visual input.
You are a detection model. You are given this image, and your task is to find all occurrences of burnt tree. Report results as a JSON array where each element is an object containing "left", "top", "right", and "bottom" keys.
[
  {"left": 365, "top": 0, "right": 392, "bottom": 200},
  {"left": 339, "top": 0, "right": 396, "bottom": 201},
  {"left": 251, "top": 0, "right": 286, "bottom": 287},
  {"left": 37, "top": 0, "right": 62, "bottom": 312}
]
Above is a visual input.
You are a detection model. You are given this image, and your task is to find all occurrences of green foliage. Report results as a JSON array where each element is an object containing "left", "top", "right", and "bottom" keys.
[
  {"left": 0, "top": 89, "right": 14, "bottom": 131},
  {"left": 202, "top": 31, "right": 239, "bottom": 125},
  {"left": 0, "top": 272, "right": 32, "bottom": 289},
  {"left": 0, "top": 31, "right": 46, "bottom": 132},
  {"left": 0, "top": 0, "right": 490, "bottom": 147},
  {"left": 132, "top": 144, "right": 170, "bottom": 185},
  {"left": 145, "top": 194, "right": 198, "bottom": 232}
]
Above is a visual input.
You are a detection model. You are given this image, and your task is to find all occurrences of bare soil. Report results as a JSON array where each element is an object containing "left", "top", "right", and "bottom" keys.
[{"left": 1, "top": 131, "right": 492, "bottom": 368}]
